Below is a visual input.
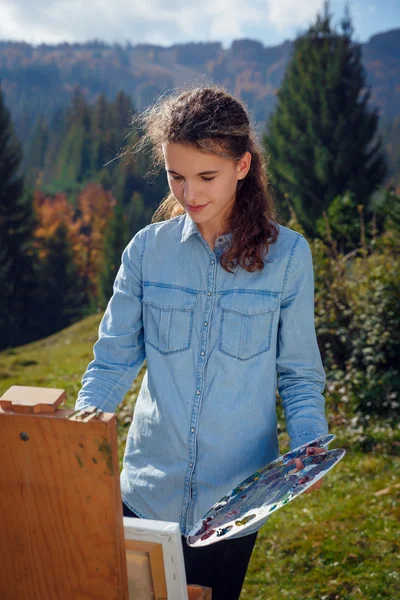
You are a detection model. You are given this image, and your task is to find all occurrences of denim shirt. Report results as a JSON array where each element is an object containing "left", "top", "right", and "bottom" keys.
[{"left": 75, "top": 212, "right": 329, "bottom": 540}]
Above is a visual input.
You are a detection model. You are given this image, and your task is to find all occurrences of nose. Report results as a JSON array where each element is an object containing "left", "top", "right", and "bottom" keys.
[{"left": 182, "top": 180, "right": 198, "bottom": 204}]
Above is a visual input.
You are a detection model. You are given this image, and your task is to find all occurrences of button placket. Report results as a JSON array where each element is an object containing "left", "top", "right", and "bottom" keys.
[{"left": 184, "top": 249, "right": 217, "bottom": 532}]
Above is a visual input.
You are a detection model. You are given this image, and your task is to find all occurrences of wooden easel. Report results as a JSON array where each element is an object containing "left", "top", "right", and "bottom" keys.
[{"left": 0, "top": 385, "right": 211, "bottom": 599}]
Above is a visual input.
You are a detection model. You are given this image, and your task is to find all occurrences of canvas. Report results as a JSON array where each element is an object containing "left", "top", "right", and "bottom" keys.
[{"left": 124, "top": 517, "right": 189, "bottom": 599}]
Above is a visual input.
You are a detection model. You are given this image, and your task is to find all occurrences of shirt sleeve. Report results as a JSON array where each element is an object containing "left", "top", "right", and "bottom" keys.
[
  {"left": 276, "top": 234, "right": 329, "bottom": 451},
  {"left": 74, "top": 227, "right": 147, "bottom": 413}
]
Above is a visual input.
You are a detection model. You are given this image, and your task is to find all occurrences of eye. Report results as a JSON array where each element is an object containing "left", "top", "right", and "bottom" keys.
[{"left": 168, "top": 175, "right": 215, "bottom": 182}]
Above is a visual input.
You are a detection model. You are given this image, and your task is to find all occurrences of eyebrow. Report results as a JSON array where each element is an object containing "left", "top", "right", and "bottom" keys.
[{"left": 166, "top": 169, "right": 220, "bottom": 176}]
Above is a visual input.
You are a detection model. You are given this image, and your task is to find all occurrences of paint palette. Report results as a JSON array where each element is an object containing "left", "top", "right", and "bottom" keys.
[{"left": 186, "top": 434, "right": 345, "bottom": 547}]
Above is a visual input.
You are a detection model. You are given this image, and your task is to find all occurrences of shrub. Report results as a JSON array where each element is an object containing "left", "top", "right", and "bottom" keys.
[{"left": 288, "top": 192, "right": 400, "bottom": 419}]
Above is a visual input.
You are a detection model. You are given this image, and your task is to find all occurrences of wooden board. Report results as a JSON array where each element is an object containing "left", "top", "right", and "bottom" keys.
[
  {"left": 125, "top": 539, "right": 166, "bottom": 599},
  {"left": 0, "top": 385, "right": 66, "bottom": 413},
  {"left": 187, "top": 585, "right": 213, "bottom": 600},
  {"left": 0, "top": 388, "right": 128, "bottom": 599}
]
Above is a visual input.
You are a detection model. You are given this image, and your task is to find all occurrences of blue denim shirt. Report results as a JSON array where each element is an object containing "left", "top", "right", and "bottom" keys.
[{"left": 75, "top": 212, "right": 329, "bottom": 539}]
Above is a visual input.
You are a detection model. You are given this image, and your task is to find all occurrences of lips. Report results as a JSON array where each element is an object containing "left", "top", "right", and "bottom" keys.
[{"left": 187, "top": 203, "right": 209, "bottom": 212}]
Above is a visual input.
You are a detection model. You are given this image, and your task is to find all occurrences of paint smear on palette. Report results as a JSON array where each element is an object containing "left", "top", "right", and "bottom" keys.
[
  {"left": 200, "top": 529, "right": 216, "bottom": 541},
  {"left": 187, "top": 435, "right": 345, "bottom": 547},
  {"left": 235, "top": 514, "right": 256, "bottom": 526},
  {"left": 216, "top": 525, "right": 233, "bottom": 538}
]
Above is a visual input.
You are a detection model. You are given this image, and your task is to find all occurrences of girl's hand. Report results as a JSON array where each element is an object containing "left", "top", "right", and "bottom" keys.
[{"left": 294, "top": 446, "right": 326, "bottom": 494}]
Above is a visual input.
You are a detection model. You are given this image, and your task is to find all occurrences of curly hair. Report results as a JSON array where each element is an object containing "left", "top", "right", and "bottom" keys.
[{"left": 125, "top": 82, "right": 279, "bottom": 273}]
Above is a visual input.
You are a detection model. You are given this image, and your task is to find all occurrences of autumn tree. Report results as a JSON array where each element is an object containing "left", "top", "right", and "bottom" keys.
[
  {"left": 32, "top": 189, "right": 75, "bottom": 258},
  {"left": 33, "top": 183, "right": 117, "bottom": 310},
  {"left": 70, "top": 183, "right": 116, "bottom": 304}
]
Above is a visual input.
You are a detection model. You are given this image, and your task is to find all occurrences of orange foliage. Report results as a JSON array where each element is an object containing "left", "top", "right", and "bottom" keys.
[
  {"left": 33, "top": 183, "right": 116, "bottom": 298},
  {"left": 70, "top": 184, "right": 116, "bottom": 298},
  {"left": 33, "top": 190, "right": 74, "bottom": 259}
]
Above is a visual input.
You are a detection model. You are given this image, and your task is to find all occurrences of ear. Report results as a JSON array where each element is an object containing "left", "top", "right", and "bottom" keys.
[{"left": 236, "top": 151, "right": 252, "bottom": 180}]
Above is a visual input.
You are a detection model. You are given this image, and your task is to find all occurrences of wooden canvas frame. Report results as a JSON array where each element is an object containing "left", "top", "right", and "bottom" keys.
[{"left": 124, "top": 516, "right": 189, "bottom": 599}]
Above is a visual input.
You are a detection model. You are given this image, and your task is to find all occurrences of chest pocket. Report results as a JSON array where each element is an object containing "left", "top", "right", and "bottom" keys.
[
  {"left": 219, "top": 293, "right": 280, "bottom": 361},
  {"left": 143, "top": 286, "right": 197, "bottom": 354}
]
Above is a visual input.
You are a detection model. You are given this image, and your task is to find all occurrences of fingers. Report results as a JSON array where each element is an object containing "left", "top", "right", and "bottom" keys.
[
  {"left": 291, "top": 445, "right": 325, "bottom": 472},
  {"left": 295, "top": 457, "right": 304, "bottom": 470},
  {"left": 304, "top": 479, "right": 323, "bottom": 493}
]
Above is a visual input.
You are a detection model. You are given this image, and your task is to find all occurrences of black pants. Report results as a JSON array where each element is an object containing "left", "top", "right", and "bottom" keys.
[{"left": 122, "top": 502, "right": 258, "bottom": 600}]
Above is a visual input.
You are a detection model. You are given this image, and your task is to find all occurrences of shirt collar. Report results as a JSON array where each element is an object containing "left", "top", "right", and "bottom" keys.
[
  {"left": 180, "top": 212, "right": 199, "bottom": 243},
  {"left": 180, "top": 212, "right": 233, "bottom": 245}
]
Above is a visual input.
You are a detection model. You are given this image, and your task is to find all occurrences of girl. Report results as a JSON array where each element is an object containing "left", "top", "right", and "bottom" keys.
[{"left": 75, "top": 84, "right": 329, "bottom": 599}]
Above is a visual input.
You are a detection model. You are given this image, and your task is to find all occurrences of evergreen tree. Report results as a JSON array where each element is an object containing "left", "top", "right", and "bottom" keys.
[
  {"left": 0, "top": 86, "right": 37, "bottom": 349},
  {"left": 24, "top": 115, "right": 49, "bottom": 189},
  {"left": 263, "top": 1, "right": 387, "bottom": 235},
  {"left": 54, "top": 87, "right": 92, "bottom": 190},
  {"left": 92, "top": 92, "right": 109, "bottom": 171},
  {"left": 38, "top": 222, "right": 84, "bottom": 336},
  {"left": 127, "top": 190, "right": 148, "bottom": 234},
  {"left": 316, "top": 190, "right": 365, "bottom": 254},
  {"left": 42, "top": 107, "right": 67, "bottom": 187},
  {"left": 98, "top": 200, "right": 129, "bottom": 309},
  {"left": 112, "top": 90, "right": 134, "bottom": 130}
]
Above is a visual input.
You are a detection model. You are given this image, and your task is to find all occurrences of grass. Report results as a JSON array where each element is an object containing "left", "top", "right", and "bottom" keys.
[{"left": 1, "top": 315, "right": 399, "bottom": 599}]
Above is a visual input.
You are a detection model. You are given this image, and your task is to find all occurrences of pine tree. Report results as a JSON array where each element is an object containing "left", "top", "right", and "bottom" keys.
[
  {"left": 37, "top": 222, "right": 84, "bottom": 336},
  {"left": 24, "top": 115, "right": 49, "bottom": 189},
  {"left": 92, "top": 93, "right": 109, "bottom": 171},
  {"left": 112, "top": 91, "right": 134, "bottom": 131},
  {"left": 263, "top": 1, "right": 388, "bottom": 235},
  {"left": 127, "top": 190, "right": 148, "bottom": 234},
  {"left": 42, "top": 107, "right": 66, "bottom": 187},
  {"left": 54, "top": 87, "right": 92, "bottom": 190},
  {"left": 98, "top": 200, "right": 129, "bottom": 309},
  {"left": 0, "top": 86, "right": 37, "bottom": 349}
]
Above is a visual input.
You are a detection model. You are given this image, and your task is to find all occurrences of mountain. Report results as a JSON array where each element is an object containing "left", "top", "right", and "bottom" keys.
[{"left": 1, "top": 28, "right": 399, "bottom": 146}]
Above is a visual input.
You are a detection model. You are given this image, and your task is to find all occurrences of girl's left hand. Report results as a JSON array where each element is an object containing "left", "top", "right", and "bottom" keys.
[{"left": 293, "top": 446, "right": 326, "bottom": 494}]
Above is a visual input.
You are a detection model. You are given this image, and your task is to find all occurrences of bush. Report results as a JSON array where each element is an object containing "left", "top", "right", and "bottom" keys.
[
  {"left": 288, "top": 191, "right": 400, "bottom": 419},
  {"left": 344, "top": 238, "right": 400, "bottom": 416}
]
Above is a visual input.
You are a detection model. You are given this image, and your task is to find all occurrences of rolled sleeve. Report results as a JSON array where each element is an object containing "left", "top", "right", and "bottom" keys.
[
  {"left": 276, "top": 235, "right": 329, "bottom": 451},
  {"left": 75, "top": 227, "right": 147, "bottom": 413}
]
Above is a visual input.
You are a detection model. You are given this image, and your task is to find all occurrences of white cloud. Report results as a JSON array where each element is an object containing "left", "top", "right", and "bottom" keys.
[
  {"left": 266, "top": 0, "right": 322, "bottom": 32},
  {"left": 0, "top": 0, "right": 396, "bottom": 47},
  {"left": 0, "top": 0, "right": 324, "bottom": 45}
]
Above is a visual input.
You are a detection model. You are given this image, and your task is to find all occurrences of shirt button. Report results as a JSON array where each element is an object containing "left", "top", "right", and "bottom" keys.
[
  {"left": 204, "top": 322, "right": 208, "bottom": 327},
  {"left": 190, "top": 462, "right": 193, "bottom": 467},
  {"left": 201, "top": 351, "right": 205, "bottom": 356},
  {"left": 211, "top": 260, "right": 215, "bottom": 265},
  {"left": 207, "top": 291, "right": 211, "bottom": 296},
  {"left": 196, "top": 390, "right": 200, "bottom": 395},
  {"left": 191, "top": 428, "right": 195, "bottom": 433}
]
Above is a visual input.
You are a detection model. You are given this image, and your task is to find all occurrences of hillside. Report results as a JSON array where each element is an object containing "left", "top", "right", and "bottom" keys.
[
  {"left": 0, "top": 314, "right": 398, "bottom": 598},
  {"left": 1, "top": 28, "right": 399, "bottom": 146}
]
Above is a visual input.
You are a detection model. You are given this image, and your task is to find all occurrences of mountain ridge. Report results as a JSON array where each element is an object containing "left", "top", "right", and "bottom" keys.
[{"left": 1, "top": 28, "right": 399, "bottom": 145}]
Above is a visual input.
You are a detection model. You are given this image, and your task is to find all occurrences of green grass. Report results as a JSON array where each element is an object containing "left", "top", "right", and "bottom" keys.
[{"left": 1, "top": 315, "right": 399, "bottom": 600}]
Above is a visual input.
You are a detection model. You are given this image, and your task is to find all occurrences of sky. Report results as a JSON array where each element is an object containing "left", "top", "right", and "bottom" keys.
[{"left": 0, "top": 0, "right": 399, "bottom": 49}]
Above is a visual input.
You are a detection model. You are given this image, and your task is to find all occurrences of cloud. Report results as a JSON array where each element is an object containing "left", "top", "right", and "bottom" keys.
[
  {"left": 266, "top": 0, "right": 322, "bottom": 32},
  {"left": 0, "top": 0, "right": 327, "bottom": 46},
  {"left": 0, "top": 0, "right": 391, "bottom": 47}
]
